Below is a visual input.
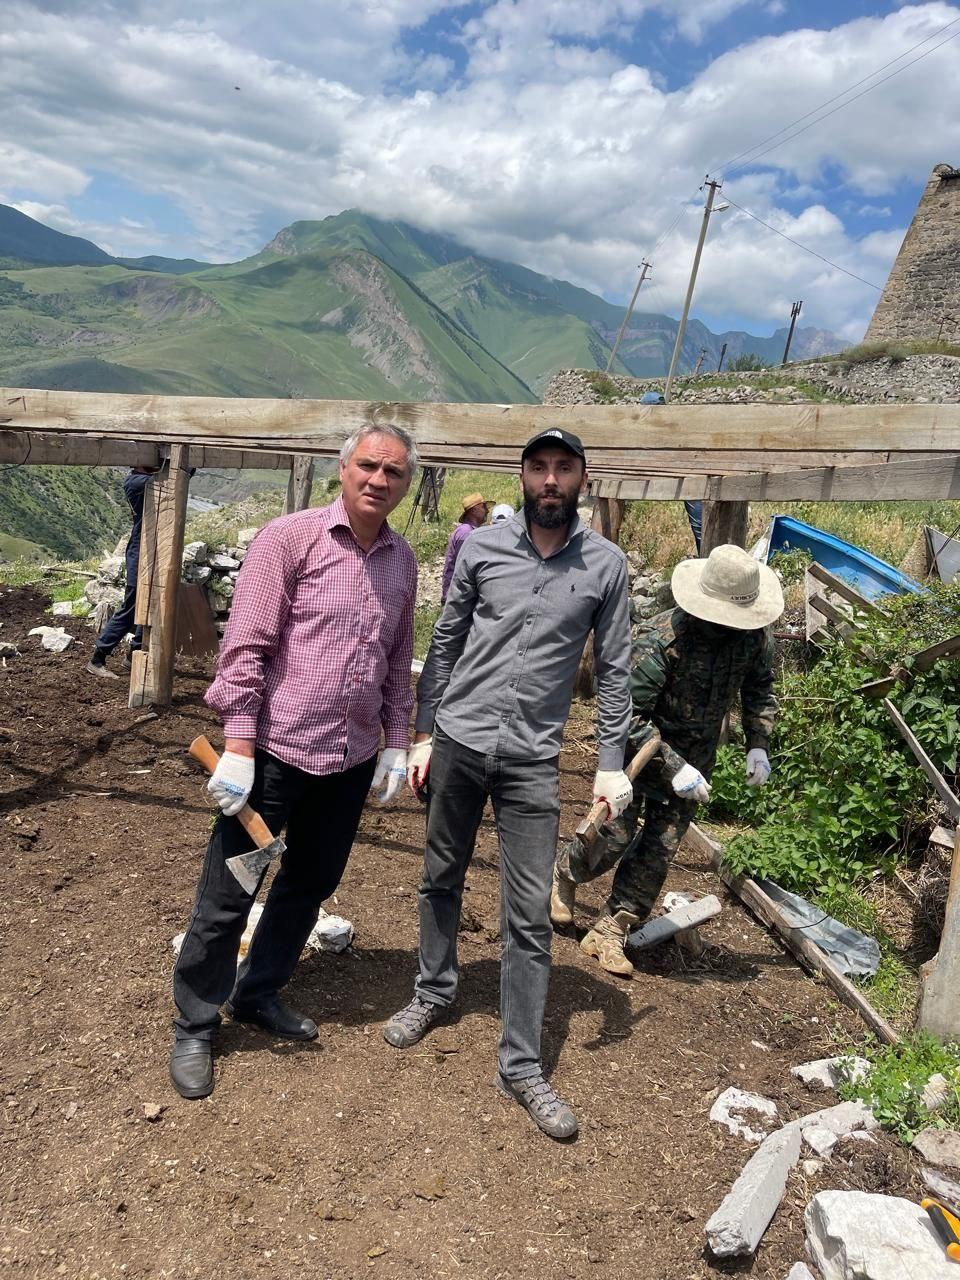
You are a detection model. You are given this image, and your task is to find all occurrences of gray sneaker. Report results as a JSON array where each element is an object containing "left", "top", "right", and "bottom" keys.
[
  {"left": 496, "top": 1072, "right": 578, "bottom": 1140},
  {"left": 383, "top": 995, "right": 442, "bottom": 1048}
]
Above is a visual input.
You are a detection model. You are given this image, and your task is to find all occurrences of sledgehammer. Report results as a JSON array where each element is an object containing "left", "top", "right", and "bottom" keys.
[
  {"left": 188, "top": 735, "right": 285, "bottom": 895},
  {"left": 575, "top": 732, "right": 661, "bottom": 868}
]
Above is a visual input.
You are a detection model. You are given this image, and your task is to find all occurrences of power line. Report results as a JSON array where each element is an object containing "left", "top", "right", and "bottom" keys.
[
  {"left": 723, "top": 195, "right": 882, "bottom": 290},
  {"left": 715, "top": 15, "right": 960, "bottom": 178}
]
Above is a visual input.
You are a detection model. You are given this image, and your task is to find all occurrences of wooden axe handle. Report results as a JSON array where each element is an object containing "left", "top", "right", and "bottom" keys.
[
  {"left": 576, "top": 733, "right": 662, "bottom": 836},
  {"left": 188, "top": 734, "right": 276, "bottom": 849}
]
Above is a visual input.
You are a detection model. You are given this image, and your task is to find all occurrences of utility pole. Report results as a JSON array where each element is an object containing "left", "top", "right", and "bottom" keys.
[
  {"left": 692, "top": 348, "right": 706, "bottom": 376},
  {"left": 717, "top": 341, "right": 727, "bottom": 373},
  {"left": 605, "top": 260, "right": 652, "bottom": 373},
  {"left": 665, "top": 179, "right": 723, "bottom": 402},
  {"left": 781, "top": 300, "right": 803, "bottom": 366}
]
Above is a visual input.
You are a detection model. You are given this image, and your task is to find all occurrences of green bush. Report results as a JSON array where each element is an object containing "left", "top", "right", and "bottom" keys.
[
  {"left": 838, "top": 1032, "right": 960, "bottom": 1143},
  {"left": 710, "top": 582, "right": 960, "bottom": 895},
  {"left": 730, "top": 352, "right": 768, "bottom": 371}
]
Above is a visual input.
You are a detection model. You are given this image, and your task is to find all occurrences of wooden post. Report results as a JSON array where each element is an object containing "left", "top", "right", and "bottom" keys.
[
  {"left": 284, "top": 455, "right": 314, "bottom": 513},
  {"left": 127, "top": 445, "right": 190, "bottom": 707},
  {"left": 700, "top": 499, "right": 748, "bottom": 553},
  {"left": 919, "top": 829, "right": 960, "bottom": 1042},
  {"left": 590, "top": 495, "right": 626, "bottom": 545}
]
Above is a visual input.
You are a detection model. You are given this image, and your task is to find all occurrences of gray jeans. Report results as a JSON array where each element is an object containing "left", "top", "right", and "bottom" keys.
[{"left": 415, "top": 727, "right": 560, "bottom": 1079}]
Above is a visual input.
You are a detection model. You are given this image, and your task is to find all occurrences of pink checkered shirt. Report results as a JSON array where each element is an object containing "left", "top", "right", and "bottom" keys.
[{"left": 205, "top": 496, "right": 417, "bottom": 776}]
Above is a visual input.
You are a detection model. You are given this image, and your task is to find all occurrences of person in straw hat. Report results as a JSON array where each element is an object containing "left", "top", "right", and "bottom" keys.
[
  {"left": 441, "top": 491, "right": 492, "bottom": 602},
  {"left": 551, "top": 543, "right": 783, "bottom": 977}
]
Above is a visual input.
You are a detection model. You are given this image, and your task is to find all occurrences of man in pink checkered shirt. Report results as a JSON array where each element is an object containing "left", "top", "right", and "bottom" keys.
[{"left": 170, "top": 423, "right": 418, "bottom": 1100}]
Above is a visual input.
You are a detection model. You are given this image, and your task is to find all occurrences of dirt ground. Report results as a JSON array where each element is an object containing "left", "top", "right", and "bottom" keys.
[{"left": 0, "top": 585, "right": 927, "bottom": 1280}]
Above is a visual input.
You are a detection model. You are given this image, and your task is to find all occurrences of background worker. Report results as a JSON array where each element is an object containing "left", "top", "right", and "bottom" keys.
[
  {"left": 86, "top": 465, "right": 158, "bottom": 678},
  {"left": 170, "top": 423, "right": 418, "bottom": 1100},
  {"left": 384, "top": 428, "right": 633, "bottom": 1141},
  {"left": 552, "top": 544, "right": 782, "bottom": 977},
  {"left": 441, "top": 491, "right": 491, "bottom": 602}
]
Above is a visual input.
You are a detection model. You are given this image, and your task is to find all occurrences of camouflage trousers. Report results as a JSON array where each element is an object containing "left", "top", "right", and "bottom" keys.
[{"left": 555, "top": 792, "right": 696, "bottom": 921}]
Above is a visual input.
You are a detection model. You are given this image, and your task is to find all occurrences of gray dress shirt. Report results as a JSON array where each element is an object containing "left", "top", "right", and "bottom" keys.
[{"left": 415, "top": 512, "right": 631, "bottom": 768}]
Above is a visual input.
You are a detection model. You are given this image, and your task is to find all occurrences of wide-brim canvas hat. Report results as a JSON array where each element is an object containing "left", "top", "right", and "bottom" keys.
[
  {"left": 460, "top": 492, "right": 492, "bottom": 514},
  {"left": 671, "top": 544, "right": 784, "bottom": 630}
]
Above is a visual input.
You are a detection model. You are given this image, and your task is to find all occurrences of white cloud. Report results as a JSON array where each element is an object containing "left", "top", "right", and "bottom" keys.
[{"left": 1, "top": 1, "right": 959, "bottom": 339}]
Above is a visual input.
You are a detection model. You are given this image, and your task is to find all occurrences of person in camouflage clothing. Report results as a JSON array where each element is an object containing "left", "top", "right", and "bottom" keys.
[{"left": 552, "top": 543, "right": 784, "bottom": 977}]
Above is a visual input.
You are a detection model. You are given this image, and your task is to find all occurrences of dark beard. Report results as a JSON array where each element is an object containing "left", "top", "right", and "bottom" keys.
[{"left": 523, "top": 490, "right": 579, "bottom": 529}]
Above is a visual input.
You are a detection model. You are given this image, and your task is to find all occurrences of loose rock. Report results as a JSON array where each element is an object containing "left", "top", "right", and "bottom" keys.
[
  {"left": 921, "top": 1166, "right": 960, "bottom": 1211},
  {"left": 913, "top": 1128, "right": 960, "bottom": 1169},
  {"left": 806, "top": 1189, "right": 956, "bottom": 1279},
  {"left": 709, "top": 1087, "right": 779, "bottom": 1143},
  {"left": 791, "top": 1056, "right": 870, "bottom": 1091},
  {"left": 706, "top": 1124, "right": 801, "bottom": 1257}
]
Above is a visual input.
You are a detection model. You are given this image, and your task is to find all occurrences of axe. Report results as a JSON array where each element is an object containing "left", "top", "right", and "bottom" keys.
[
  {"left": 188, "top": 735, "right": 285, "bottom": 895},
  {"left": 575, "top": 732, "right": 661, "bottom": 868}
]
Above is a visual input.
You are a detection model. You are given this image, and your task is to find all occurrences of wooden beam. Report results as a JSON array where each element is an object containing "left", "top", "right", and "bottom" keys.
[
  {"left": 150, "top": 445, "right": 191, "bottom": 705},
  {"left": 284, "top": 455, "right": 315, "bottom": 514},
  {"left": 701, "top": 500, "right": 748, "bottom": 553},
  {"left": 858, "top": 634, "right": 960, "bottom": 699},
  {"left": 0, "top": 430, "right": 292, "bottom": 470},
  {"left": 884, "top": 698, "right": 960, "bottom": 821},
  {"left": 683, "top": 823, "right": 899, "bottom": 1044},
  {"left": 128, "top": 476, "right": 160, "bottom": 708},
  {"left": 3, "top": 387, "right": 960, "bottom": 453},
  {"left": 590, "top": 495, "right": 625, "bottom": 545},
  {"left": 919, "top": 828, "right": 960, "bottom": 1043},
  {"left": 807, "top": 562, "right": 882, "bottom": 615}
]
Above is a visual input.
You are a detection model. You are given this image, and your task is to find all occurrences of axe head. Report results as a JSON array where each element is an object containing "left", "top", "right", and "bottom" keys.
[{"left": 225, "top": 836, "right": 285, "bottom": 895}]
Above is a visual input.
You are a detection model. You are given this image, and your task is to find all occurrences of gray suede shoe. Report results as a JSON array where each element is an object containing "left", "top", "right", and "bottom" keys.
[
  {"left": 383, "top": 995, "right": 442, "bottom": 1048},
  {"left": 496, "top": 1072, "right": 578, "bottom": 1140}
]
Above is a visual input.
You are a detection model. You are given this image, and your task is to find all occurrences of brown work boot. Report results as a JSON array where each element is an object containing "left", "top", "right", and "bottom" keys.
[
  {"left": 550, "top": 862, "right": 576, "bottom": 926},
  {"left": 580, "top": 909, "right": 639, "bottom": 978}
]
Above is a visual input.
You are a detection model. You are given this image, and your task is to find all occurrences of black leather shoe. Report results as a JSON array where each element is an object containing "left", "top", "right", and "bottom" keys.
[
  {"left": 227, "top": 996, "right": 318, "bottom": 1041},
  {"left": 170, "top": 1038, "right": 214, "bottom": 1099}
]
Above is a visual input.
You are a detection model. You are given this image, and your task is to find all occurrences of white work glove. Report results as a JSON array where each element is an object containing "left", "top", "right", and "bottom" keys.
[
  {"left": 671, "top": 762, "right": 711, "bottom": 805},
  {"left": 370, "top": 748, "right": 407, "bottom": 805},
  {"left": 207, "top": 750, "right": 255, "bottom": 817},
  {"left": 407, "top": 737, "right": 433, "bottom": 795},
  {"left": 593, "top": 769, "right": 633, "bottom": 820},
  {"left": 745, "top": 748, "right": 771, "bottom": 787}
]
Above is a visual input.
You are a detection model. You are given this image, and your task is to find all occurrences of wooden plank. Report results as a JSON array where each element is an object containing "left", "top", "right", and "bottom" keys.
[
  {"left": 919, "top": 829, "right": 960, "bottom": 1043},
  {"left": 590, "top": 496, "right": 625, "bottom": 545},
  {"left": 0, "top": 430, "right": 292, "bottom": 470},
  {"left": 701, "top": 500, "right": 748, "bottom": 553},
  {"left": 883, "top": 698, "right": 960, "bottom": 821},
  {"left": 858, "top": 634, "right": 960, "bottom": 699},
  {"left": 808, "top": 592, "right": 861, "bottom": 632},
  {"left": 808, "top": 562, "right": 882, "bottom": 615},
  {"left": 176, "top": 583, "right": 219, "bottom": 659},
  {"left": 931, "top": 825, "right": 958, "bottom": 851},
  {"left": 284, "top": 455, "right": 315, "bottom": 514},
  {"left": 150, "top": 445, "right": 191, "bottom": 705},
  {"left": 3, "top": 387, "right": 960, "bottom": 453},
  {"left": 683, "top": 823, "right": 899, "bottom": 1045}
]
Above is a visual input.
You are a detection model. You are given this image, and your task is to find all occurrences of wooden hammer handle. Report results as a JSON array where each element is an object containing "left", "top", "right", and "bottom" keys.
[
  {"left": 188, "top": 734, "right": 277, "bottom": 849},
  {"left": 579, "top": 733, "right": 662, "bottom": 831}
]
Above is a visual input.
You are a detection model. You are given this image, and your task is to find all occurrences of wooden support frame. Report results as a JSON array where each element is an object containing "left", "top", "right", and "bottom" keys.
[
  {"left": 684, "top": 824, "right": 899, "bottom": 1044},
  {"left": 128, "top": 445, "right": 191, "bottom": 708},
  {"left": 701, "top": 500, "right": 748, "bottom": 553},
  {"left": 883, "top": 698, "right": 960, "bottom": 821},
  {"left": 284, "top": 455, "right": 315, "bottom": 514},
  {"left": 0, "top": 430, "right": 290, "bottom": 470},
  {"left": 919, "top": 828, "right": 960, "bottom": 1042}
]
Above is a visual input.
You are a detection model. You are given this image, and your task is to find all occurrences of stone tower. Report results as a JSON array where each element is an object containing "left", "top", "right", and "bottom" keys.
[{"left": 864, "top": 163, "right": 960, "bottom": 344}]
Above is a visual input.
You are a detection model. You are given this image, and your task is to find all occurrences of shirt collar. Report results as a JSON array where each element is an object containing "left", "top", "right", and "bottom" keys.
[
  {"left": 325, "top": 494, "right": 397, "bottom": 550},
  {"left": 511, "top": 510, "right": 585, "bottom": 557}
]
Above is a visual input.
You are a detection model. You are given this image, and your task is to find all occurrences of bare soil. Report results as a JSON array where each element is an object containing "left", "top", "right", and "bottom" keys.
[{"left": 0, "top": 586, "right": 927, "bottom": 1279}]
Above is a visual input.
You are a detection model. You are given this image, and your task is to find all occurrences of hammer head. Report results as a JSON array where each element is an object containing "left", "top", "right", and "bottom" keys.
[{"left": 226, "top": 836, "right": 286, "bottom": 896}]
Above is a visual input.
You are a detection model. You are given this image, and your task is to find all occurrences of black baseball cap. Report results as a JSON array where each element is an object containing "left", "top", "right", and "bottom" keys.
[{"left": 521, "top": 428, "right": 586, "bottom": 463}]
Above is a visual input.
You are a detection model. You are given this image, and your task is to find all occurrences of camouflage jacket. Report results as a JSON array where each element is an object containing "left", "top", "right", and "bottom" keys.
[{"left": 628, "top": 607, "right": 777, "bottom": 797}]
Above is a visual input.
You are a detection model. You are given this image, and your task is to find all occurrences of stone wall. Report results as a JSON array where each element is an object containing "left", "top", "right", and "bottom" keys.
[{"left": 864, "top": 164, "right": 960, "bottom": 344}]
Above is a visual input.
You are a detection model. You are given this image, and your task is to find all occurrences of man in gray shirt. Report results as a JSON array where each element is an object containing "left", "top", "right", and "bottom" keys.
[{"left": 384, "top": 428, "right": 633, "bottom": 1140}]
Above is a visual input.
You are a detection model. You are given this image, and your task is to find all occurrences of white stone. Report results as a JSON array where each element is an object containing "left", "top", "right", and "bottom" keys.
[
  {"left": 84, "top": 579, "right": 124, "bottom": 609},
  {"left": 51, "top": 600, "right": 74, "bottom": 616},
  {"left": 706, "top": 1125, "right": 801, "bottom": 1257},
  {"left": 802, "top": 1159, "right": 824, "bottom": 1177},
  {"left": 97, "top": 554, "right": 125, "bottom": 583},
  {"left": 710, "top": 1087, "right": 779, "bottom": 1144},
  {"left": 182, "top": 540, "right": 208, "bottom": 566},
  {"left": 237, "top": 527, "right": 259, "bottom": 547},
  {"left": 786, "top": 1265, "right": 816, "bottom": 1280},
  {"left": 209, "top": 553, "right": 241, "bottom": 570},
  {"left": 785, "top": 1099, "right": 879, "bottom": 1139},
  {"left": 922, "top": 1072, "right": 952, "bottom": 1112},
  {"left": 805, "top": 1190, "right": 956, "bottom": 1279},
  {"left": 921, "top": 1165, "right": 960, "bottom": 1210},
  {"left": 791, "top": 1056, "right": 870, "bottom": 1091},
  {"left": 629, "top": 894, "right": 722, "bottom": 951},
  {"left": 837, "top": 1130, "right": 878, "bottom": 1146},
  {"left": 28, "top": 626, "right": 73, "bottom": 652},
  {"left": 184, "top": 565, "right": 212, "bottom": 585},
  {"left": 913, "top": 1128, "right": 960, "bottom": 1169},
  {"left": 803, "top": 1126, "right": 839, "bottom": 1158},
  {"left": 305, "top": 909, "right": 353, "bottom": 954}
]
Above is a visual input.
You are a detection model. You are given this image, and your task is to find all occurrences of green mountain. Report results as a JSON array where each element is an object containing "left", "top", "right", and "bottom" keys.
[{"left": 0, "top": 465, "right": 128, "bottom": 560}]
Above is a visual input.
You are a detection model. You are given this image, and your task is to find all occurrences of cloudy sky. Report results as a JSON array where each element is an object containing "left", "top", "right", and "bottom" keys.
[{"left": 2, "top": 1, "right": 958, "bottom": 340}]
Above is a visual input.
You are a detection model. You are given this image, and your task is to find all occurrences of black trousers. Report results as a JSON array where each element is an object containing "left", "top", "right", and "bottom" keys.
[{"left": 173, "top": 749, "right": 376, "bottom": 1040}]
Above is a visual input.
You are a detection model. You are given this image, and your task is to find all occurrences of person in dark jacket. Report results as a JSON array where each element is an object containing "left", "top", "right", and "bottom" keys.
[
  {"left": 86, "top": 467, "right": 157, "bottom": 679},
  {"left": 551, "top": 543, "right": 783, "bottom": 976}
]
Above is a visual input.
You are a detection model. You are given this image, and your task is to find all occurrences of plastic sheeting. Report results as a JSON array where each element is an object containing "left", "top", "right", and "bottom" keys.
[{"left": 758, "top": 879, "right": 881, "bottom": 978}]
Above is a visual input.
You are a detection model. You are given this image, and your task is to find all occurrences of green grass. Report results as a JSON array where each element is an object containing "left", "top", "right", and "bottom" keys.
[
  {"left": 830, "top": 338, "right": 960, "bottom": 366},
  {"left": 389, "top": 469, "right": 523, "bottom": 564},
  {"left": 413, "top": 604, "right": 441, "bottom": 661},
  {"left": 814, "top": 885, "right": 919, "bottom": 1028},
  {"left": 0, "top": 531, "right": 47, "bottom": 561}
]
